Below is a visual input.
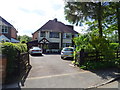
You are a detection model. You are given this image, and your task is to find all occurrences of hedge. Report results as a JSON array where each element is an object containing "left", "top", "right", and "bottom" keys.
[{"left": 1, "top": 42, "right": 28, "bottom": 81}]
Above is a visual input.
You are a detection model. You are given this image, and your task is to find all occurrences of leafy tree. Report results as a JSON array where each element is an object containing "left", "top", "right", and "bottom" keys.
[
  {"left": 104, "top": 2, "right": 120, "bottom": 44},
  {"left": 18, "top": 35, "right": 32, "bottom": 43},
  {"left": 64, "top": 2, "right": 109, "bottom": 37}
]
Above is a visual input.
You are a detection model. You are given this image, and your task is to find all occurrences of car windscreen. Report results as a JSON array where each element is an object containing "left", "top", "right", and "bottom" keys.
[{"left": 63, "top": 48, "right": 73, "bottom": 51}]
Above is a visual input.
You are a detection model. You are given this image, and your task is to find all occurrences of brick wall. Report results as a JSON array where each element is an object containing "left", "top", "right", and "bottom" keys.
[
  {"left": 11, "top": 27, "right": 17, "bottom": 39},
  {"left": 32, "top": 31, "right": 38, "bottom": 40}
]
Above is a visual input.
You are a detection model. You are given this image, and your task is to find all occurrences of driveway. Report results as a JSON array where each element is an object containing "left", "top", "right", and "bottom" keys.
[
  {"left": 27, "top": 54, "right": 83, "bottom": 78},
  {"left": 21, "top": 54, "right": 118, "bottom": 88}
]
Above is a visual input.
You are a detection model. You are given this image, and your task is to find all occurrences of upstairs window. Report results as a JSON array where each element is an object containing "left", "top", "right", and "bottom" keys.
[
  {"left": 49, "top": 32, "right": 59, "bottom": 38},
  {"left": 63, "top": 33, "right": 72, "bottom": 39},
  {"left": 40, "top": 31, "right": 46, "bottom": 37},
  {"left": 1, "top": 26, "right": 8, "bottom": 33}
]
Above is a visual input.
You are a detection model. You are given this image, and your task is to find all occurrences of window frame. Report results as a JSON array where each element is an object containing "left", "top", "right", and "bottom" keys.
[
  {"left": 1, "top": 25, "right": 8, "bottom": 33},
  {"left": 63, "top": 33, "right": 72, "bottom": 39},
  {"left": 40, "top": 31, "right": 46, "bottom": 37},
  {"left": 49, "top": 32, "right": 59, "bottom": 38}
]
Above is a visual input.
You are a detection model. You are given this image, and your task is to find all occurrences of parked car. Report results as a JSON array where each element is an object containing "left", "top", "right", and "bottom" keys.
[
  {"left": 29, "top": 46, "right": 42, "bottom": 56},
  {"left": 61, "top": 47, "right": 74, "bottom": 59}
]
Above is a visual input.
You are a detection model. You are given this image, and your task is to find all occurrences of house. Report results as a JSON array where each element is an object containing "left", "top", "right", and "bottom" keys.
[
  {"left": 32, "top": 18, "right": 78, "bottom": 53},
  {"left": 0, "top": 16, "right": 19, "bottom": 43}
]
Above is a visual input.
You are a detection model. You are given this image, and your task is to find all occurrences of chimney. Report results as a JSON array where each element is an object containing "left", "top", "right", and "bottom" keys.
[{"left": 54, "top": 18, "right": 57, "bottom": 22}]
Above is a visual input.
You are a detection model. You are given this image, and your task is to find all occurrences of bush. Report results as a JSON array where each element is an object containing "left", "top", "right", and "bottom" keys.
[{"left": 73, "top": 34, "right": 120, "bottom": 70}]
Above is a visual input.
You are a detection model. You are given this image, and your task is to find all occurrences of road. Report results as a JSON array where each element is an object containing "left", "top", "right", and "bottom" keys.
[{"left": 21, "top": 54, "right": 119, "bottom": 88}]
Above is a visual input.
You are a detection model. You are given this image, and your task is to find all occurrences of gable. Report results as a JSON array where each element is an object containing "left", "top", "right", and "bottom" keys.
[{"left": 39, "top": 38, "right": 49, "bottom": 43}]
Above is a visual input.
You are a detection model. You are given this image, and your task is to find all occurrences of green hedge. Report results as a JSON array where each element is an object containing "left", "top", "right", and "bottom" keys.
[{"left": 1, "top": 42, "right": 27, "bottom": 80}]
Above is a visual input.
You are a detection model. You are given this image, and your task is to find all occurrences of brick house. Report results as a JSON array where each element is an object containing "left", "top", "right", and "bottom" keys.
[
  {"left": 32, "top": 18, "right": 78, "bottom": 53},
  {"left": 0, "top": 16, "right": 19, "bottom": 43}
]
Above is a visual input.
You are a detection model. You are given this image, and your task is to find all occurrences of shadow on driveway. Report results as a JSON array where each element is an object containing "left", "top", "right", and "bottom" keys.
[{"left": 89, "top": 67, "right": 120, "bottom": 80}]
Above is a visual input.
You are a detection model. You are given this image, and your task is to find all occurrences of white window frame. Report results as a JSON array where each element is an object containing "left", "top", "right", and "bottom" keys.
[{"left": 1, "top": 25, "right": 8, "bottom": 33}]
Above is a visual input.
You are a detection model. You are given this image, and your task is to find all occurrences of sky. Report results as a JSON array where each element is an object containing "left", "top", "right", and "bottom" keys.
[{"left": 0, "top": 0, "right": 88, "bottom": 37}]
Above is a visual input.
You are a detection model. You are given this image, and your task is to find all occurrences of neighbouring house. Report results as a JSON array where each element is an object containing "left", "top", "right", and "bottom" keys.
[
  {"left": 0, "top": 16, "right": 19, "bottom": 43},
  {"left": 31, "top": 18, "right": 78, "bottom": 53}
]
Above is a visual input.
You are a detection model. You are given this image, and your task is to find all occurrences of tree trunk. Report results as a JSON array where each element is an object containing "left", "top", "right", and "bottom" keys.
[
  {"left": 98, "top": 2, "right": 103, "bottom": 37},
  {"left": 116, "top": 2, "right": 120, "bottom": 44}
]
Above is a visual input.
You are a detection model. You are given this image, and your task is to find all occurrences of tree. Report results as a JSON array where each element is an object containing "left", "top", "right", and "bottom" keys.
[
  {"left": 64, "top": 2, "right": 109, "bottom": 37},
  {"left": 17, "top": 35, "right": 21, "bottom": 41},
  {"left": 102, "top": 2, "right": 120, "bottom": 44},
  {"left": 18, "top": 35, "right": 32, "bottom": 43}
]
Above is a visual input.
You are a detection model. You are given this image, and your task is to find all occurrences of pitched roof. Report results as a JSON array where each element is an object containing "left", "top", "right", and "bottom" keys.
[
  {"left": 37, "top": 19, "right": 78, "bottom": 34},
  {"left": 0, "top": 16, "right": 13, "bottom": 27}
]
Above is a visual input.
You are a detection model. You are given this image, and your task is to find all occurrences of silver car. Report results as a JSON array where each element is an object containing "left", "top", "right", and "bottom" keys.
[
  {"left": 61, "top": 47, "right": 74, "bottom": 59},
  {"left": 29, "top": 46, "right": 42, "bottom": 56}
]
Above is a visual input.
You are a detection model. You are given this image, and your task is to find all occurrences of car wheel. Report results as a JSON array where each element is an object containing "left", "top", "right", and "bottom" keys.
[{"left": 61, "top": 56, "right": 64, "bottom": 59}]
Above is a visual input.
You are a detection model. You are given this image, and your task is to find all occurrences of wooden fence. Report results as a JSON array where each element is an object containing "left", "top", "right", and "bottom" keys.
[
  {"left": 5, "top": 51, "right": 31, "bottom": 86},
  {"left": 76, "top": 49, "right": 120, "bottom": 66},
  {"left": 17, "top": 52, "right": 32, "bottom": 86}
]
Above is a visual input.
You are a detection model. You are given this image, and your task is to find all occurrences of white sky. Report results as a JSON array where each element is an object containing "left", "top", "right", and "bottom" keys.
[{"left": 0, "top": 0, "right": 88, "bottom": 37}]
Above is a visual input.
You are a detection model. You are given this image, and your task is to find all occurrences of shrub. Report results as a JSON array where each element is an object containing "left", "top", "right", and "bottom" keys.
[{"left": 73, "top": 34, "right": 120, "bottom": 70}]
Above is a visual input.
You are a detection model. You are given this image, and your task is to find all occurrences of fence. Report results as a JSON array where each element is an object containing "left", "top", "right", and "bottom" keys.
[
  {"left": 17, "top": 52, "right": 32, "bottom": 86},
  {"left": 76, "top": 49, "right": 120, "bottom": 66},
  {"left": 5, "top": 51, "right": 31, "bottom": 86}
]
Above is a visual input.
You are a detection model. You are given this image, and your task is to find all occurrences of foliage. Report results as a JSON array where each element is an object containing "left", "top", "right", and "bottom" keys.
[
  {"left": 73, "top": 33, "right": 94, "bottom": 60},
  {"left": 66, "top": 2, "right": 120, "bottom": 70},
  {"left": 103, "top": 2, "right": 120, "bottom": 43},
  {"left": 17, "top": 35, "right": 32, "bottom": 43},
  {"left": 109, "top": 43, "right": 119, "bottom": 50},
  {"left": 2, "top": 42, "right": 27, "bottom": 75},
  {"left": 90, "top": 36, "right": 116, "bottom": 60},
  {"left": 64, "top": 2, "right": 110, "bottom": 37},
  {"left": 73, "top": 33, "right": 93, "bottom": 51},
  {"left": 73, "top": 33, "right": 120, "bottom": 70},
  {"left": 80, "top": 60, "right": 118, "bottom": 70}
]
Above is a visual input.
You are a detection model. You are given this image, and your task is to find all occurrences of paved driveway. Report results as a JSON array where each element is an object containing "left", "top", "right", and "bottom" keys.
[
  {"left": 22, "top": 54, "right": 118, "bottom": 88},
  {"left": 27, "top": 54, "right": 83, "bottom": 78}
]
